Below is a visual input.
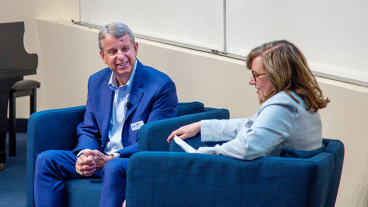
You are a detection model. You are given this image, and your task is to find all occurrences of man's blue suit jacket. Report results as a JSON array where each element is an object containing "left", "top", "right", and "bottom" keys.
[{"left": 73, "top": 60, "right": 178, "bottom": 158}]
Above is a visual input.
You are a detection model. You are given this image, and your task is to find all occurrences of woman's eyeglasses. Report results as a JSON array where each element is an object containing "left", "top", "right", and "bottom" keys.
[{"left": 252, "top": 71, "right": 266, "bottom": 81}]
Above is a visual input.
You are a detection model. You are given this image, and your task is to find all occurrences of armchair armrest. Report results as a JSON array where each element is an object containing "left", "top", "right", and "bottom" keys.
[
  {"left": 138, "top": 108, "right": 230, "bottom": 152},
  {"left": 126, "top": 151, "right": 334, "bottom": 207},
  {"left": 26, "top": 105, "right": 86, "bottom": 207}
]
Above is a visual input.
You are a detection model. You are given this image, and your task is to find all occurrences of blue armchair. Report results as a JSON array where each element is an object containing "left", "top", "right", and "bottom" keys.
[
  {"left": 126, "top": 136, "right": 344, "bottom": 206},
  {"left": 26, "top": 102, "right": 230, "bottom": 207}
]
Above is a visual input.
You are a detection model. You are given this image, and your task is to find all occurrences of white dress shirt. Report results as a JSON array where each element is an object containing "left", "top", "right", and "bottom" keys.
[{"left": 104, "top": 60, "right": 137, "bottom": 158}]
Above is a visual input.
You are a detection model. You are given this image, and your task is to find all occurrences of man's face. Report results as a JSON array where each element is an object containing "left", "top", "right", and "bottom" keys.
[{"left": 100, "top": 34, "right": 138, "bottom": 86}]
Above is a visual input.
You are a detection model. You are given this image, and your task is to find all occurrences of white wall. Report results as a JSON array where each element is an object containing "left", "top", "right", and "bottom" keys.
[
  {"left": 2, "top": 1, "right": 368, "bottom": 206},
  {"left": 1, "top": 0, "right": 80, "bottom": 115}
]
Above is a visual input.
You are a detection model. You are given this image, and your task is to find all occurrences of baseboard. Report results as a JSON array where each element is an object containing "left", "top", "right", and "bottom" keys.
[{"left": 7, "top": 118, "right": 28, "bottom": 133}]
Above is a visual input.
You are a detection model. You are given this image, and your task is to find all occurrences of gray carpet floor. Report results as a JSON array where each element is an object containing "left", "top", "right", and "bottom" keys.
[{"left": 0, "top": 133, "right": 27, "bottom": 207}]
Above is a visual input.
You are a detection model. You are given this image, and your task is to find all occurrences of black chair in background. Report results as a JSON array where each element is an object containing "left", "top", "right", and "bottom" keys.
[{"left": 8, "top": 79, "right": 40, "bottom": 156}]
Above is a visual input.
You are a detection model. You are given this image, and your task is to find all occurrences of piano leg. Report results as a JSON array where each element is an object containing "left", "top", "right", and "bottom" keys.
[
  {"left": 0, "top": 77, "right": 22, "bottom": 167},
  {"left": 0, "top": 93, "right": 9, "bottom": 166}
]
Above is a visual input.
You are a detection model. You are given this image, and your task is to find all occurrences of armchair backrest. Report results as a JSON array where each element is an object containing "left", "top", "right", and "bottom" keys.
[
  {"left": 323, "top": 139, "right": 345, "bottom": 207},
  {"left": 280, "top": 138, "right": 345, "bottom": 206},
  {"left": 177, "top": 102, "right": 204, "bottom": 116}
]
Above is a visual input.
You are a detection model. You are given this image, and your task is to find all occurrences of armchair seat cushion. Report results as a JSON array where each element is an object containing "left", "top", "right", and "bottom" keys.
[{"left": 63, "top": 179, "right": 103, "bottom": 207}]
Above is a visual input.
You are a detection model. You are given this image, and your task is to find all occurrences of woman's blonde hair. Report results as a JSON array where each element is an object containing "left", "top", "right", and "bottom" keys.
[{"left": 246, "top": 40, "right": 329, "bottom": 112}]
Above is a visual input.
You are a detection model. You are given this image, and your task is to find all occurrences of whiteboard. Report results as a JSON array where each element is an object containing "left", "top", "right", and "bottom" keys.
[
  {"left": 80, "top": 0, "right": 368, "bottom": 86},
  {"left": 80, "top": 0, "right": 224, "bottom": 51},
  {"left": 226, "top": 0, "right": 368, "bottom": 86}
]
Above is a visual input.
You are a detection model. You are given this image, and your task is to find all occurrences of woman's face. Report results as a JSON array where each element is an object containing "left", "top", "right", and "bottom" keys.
[{"left": 248, "top": 56, "right": 275, "bottom": 101}]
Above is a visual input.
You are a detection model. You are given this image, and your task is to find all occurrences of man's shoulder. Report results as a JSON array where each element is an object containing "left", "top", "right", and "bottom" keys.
[
  {"left": 137, "top": 62, "right": 172, "bottom": 82},
  {"left": 91, "top": 67, "right": 111, "bottom": 77},
  {"left": 89, "top": 67, "right": 111, "bottom": 82}
]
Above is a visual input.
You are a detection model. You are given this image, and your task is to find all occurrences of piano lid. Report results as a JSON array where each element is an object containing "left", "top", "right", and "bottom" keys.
[{"left": 0, "top": 22, "right": 38, "bottom": 78}]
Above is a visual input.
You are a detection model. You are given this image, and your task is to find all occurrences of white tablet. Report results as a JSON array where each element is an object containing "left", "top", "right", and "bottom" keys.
[{"left": 173, "top": 135, "right": 196, "bottom": 153}]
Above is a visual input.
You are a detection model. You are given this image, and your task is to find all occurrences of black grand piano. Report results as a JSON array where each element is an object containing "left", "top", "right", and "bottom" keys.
[{"left": 0, "top": 22, "right": 38, "bottom": 169}]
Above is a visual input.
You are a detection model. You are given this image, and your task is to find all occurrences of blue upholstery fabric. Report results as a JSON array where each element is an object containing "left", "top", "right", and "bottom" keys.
[
  {"left": 322, "top": 139, "right": 345, "bottom": 207},
  {"left": 126, "top": 139, "right": 344, "bottom": 207},
  {"left": 176, "top": 101, "right": 204, "bottom": 117},
  {"left": 63, "top": 179, "right": 103, "bottom": 207},
  {"left": 127, "top": 151, "right": 334, "bottom": 207},
  {"left": 138, "top": 108, "right": 229, "bottom": 152},
  {"left": 26, "top": 102, "right": 229, "bottom": 207},
  {"left": 280, "top": 142, "right": 326, "bottom": 158},
  {"left": 27, "top": 105, "right": 86, "bottom": 207}
]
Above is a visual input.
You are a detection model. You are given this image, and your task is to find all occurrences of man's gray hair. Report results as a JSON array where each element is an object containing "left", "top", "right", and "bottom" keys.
[{"left": 98, "top": 22, "right": 135, "bottom": 52}]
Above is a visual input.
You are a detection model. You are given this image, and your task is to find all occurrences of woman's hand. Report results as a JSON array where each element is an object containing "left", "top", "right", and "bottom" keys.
[{"left": 167, "top": 121, "right": 201, "bottom": 143}]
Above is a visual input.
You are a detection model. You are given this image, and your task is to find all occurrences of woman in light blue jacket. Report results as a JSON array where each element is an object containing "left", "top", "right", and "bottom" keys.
[{"left": 167, "top": 40, "right": 330, "bottom": 160}]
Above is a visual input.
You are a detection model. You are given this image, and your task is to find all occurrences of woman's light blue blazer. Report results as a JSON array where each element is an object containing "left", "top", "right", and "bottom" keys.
[{"left": 198, "top": 91, "right": 322, "bottom": 160}]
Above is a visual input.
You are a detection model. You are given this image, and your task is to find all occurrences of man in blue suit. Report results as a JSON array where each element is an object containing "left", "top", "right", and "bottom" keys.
[{"left": 34, "top": 22, "right": 178, "bottom": 207}]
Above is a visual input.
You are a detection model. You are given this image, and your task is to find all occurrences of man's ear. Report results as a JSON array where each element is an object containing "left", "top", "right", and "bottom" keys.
[
  {"left": 134, "top": 42, "right": 139, "bottom": 57},
  {"left": 100, "top": 50, "right": 107, "bottom": 64}
]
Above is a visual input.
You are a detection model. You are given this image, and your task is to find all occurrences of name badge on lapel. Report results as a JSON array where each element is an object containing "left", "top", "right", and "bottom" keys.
[
  {"left": 131, "top": 121, "right": 144, "bottom": 131},
  {"left": 245, "top": 118, "right": 254, "bottom": 128}
]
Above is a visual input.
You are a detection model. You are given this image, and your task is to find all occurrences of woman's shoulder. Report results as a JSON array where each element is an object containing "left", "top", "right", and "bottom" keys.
[{"left": 261, "top": 91, "right": 305, "bottom": 110}]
